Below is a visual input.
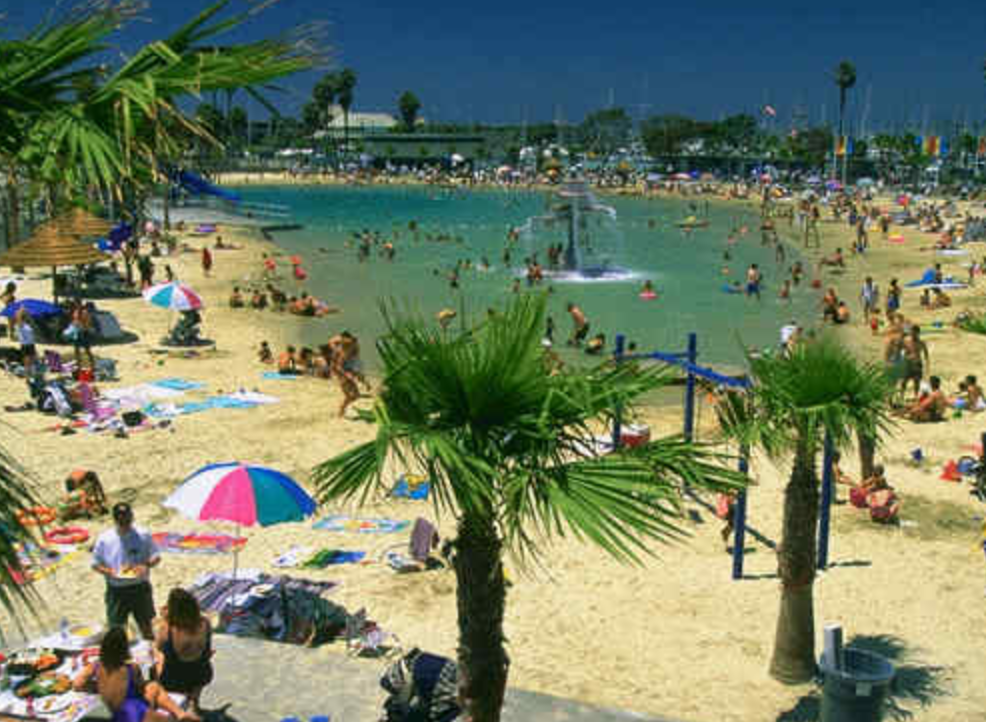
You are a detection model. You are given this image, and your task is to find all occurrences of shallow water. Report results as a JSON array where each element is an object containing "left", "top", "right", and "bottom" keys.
[{"left": 235, "top": 185, "right": 816, "bottom": 372}]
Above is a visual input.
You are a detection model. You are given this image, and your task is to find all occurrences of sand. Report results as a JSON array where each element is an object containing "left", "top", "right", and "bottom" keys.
[{"left": 0, "top": 191, "right": 983, "bottom": 722}]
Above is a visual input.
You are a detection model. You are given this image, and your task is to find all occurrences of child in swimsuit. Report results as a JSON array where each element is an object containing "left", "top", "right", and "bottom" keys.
[{"left": 73, "top": 626, "right": 196, "bottom": 722}]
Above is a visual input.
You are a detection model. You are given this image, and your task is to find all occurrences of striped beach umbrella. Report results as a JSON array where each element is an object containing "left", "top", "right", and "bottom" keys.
[
  {"left": 164, "top": 463, "right": 317, "bottom": 576},
  {"left": 143, "top": 282, "right": 203, "bottom": 311}
]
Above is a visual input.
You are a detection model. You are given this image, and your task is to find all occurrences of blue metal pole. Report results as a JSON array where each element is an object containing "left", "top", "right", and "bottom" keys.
[
  {"left": 683, "top": 332, "right": 698, "bottom": 441},
  {"left": 731, "top": 446, "right": 749, "bottom": 580},
  {"left": 612, "top": 334, "right": 625, "bottom": 450},
  {"left": 817, "top": 431, "right": 835, "bottom": 570}
]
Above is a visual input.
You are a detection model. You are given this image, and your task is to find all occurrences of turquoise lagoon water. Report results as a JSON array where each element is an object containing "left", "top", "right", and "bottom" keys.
[{"left": 234, "top": 185, "right": 816, "bottom": 372}]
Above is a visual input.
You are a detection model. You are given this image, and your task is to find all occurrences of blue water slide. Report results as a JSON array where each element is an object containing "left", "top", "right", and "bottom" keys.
[{"left": 177, "top": 170, "right": 241, "bottom": 203}]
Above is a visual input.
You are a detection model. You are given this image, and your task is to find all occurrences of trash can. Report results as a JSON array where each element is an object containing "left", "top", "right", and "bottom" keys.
[{"left": 820, "top": 648, "right": 895, "bottom": 722}]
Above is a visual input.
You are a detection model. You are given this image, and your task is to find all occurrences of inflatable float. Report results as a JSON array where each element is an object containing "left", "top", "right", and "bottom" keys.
[
  {"left": 639, "top": 291, "right": 658, "bottom": 300},
  {"left": 905, "top": 270, "right": 968, "bottom": 289},
  {"left": 677, "top": 216, "right": 710, "bottom": 229},
  {"left": 887, "top": 234, "right": 905, "bottom": 243}
]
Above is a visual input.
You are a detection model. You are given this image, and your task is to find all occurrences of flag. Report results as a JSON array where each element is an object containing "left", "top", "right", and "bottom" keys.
[
  {"left": 922, "top": 136, "right": 940, "bottom": 157},
  {"left": 762, "top": 104, "right": 777, "bottom": 117},
  {"left": 834, "top": 136, "right": 852, "bottom": 157}
]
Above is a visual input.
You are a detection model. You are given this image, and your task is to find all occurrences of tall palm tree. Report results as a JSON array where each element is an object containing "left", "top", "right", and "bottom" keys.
[
  {"left": 834, "top": 61, "right": 856, "bottom": 179},
  {"left": 718, "top": 336, "right": 894, "bottom": 683},
  {"left": 313, "top": 294, "right": 745, "bottom": 722},
  {"left": 336, "top": 67, "right": 357, "bottom": 151}
]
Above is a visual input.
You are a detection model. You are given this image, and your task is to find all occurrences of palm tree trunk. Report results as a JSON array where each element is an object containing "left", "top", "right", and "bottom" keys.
[
  {"left": 770, "top": 435, "right": 819, "bottom": 683},
  {"left": 857, "top": 430, "right": 876, "bottom": 480},
  {"left": 454, "top": 512, "right": 509, "bottom": 722}
]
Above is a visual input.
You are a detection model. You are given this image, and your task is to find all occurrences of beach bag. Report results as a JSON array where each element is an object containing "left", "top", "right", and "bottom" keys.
[
  {"left": 849, "top": 486, "right": 869, "bottom": 509},
  {"left": 122, "top": 410, "right": 144, "bottom": 427},
  {"left": 381, "top": 649, "right": 460, "bottom": 722}
]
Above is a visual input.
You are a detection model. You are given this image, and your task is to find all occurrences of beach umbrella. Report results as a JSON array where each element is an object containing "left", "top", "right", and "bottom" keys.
[
  {"left": 163, "top": 462, "right": 317, "bottom": 576},
  {"left": 0, "top": 221, "right": 110, "bottom": 298},
  {"left": 825, "top": 180, "right": 843, "bottom": 191},
  {"left": 53, "top": 208, "right": 113, "bottom": 239},
  {"left": 0, "top": 298, "right": 62, "bottom": 318},
  {"left": 671, "top": 172, "right": 691, "bottom": 181},
  {"left": 856, "top": 177, "right": 875, "bottom": 187},
  {"left": 143, "top": 282, "right": 203, "bottom": 311},
  {"left": 806, "top": 175, "right": 822, "bottom": 185}
]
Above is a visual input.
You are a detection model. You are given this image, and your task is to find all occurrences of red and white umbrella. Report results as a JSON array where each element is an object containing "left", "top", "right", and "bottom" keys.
[{"left": 143, "top": 282, "right": 203, "bottom": 311}]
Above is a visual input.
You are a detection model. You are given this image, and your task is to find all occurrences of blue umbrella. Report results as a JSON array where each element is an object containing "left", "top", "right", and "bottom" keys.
[{"left": 1, "top": 298, "right": 63, "bottom": 318}]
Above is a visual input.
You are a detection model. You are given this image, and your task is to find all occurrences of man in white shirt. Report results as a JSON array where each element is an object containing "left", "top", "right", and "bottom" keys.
[{"left": 91, "top": 502, "right": 160, "bottom": 639}]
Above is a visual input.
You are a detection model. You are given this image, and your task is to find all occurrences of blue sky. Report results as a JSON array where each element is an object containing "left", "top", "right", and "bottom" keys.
[{"left": 4, "top": 0, "right": 986, "bottom": 130}]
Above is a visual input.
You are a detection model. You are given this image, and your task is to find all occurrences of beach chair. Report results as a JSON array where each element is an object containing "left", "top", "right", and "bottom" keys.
[{"left": 78, "top": 382, "right": 115, "bottom": 422}]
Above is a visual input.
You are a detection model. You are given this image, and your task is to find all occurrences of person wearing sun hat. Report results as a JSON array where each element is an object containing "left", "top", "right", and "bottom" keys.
[{"left": 91, "top": 502, "right": 160, "bottom": 639}]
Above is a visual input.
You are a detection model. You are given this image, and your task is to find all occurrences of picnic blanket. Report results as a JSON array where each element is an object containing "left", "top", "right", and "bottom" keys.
[
  {"left": 188, "top": 571, "right": 349, "bottom": 646},
  {"left": 152, "top": 532, "right": 246, "bottom": 555},
  {"left": 392, "top": 474, "right": 430, "bottom": 500},
  {"left": 313, "top": 515, "right": 410, "bottom": 534},
  {"left": 188, "top": 571, "right": 338, "bottom": 613}
]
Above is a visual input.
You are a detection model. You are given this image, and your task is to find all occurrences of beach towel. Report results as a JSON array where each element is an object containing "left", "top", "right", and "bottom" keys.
[
  {"left": 262, "top": 371, "right": 299, "bottom": 380},
  {"left": 152, "top": 532, "right": 246, "bottom": 555},
  {"left": 151, "top": 378, "right": 204, "bottom": 391},
  {"left": 8, "top": 544, "right": 83, "bottom": 585},
  {"left": 188, "top": 571, "right": 338, "bottom": 613},
  {"left": 226, "top": 391, "right": 279, "bottom": 405},
  {"left": 391, "top": 475, "right": 430, "bottom": 500},
  {"left": 301, "top": 549, "right": 367, "bottom": 568},
  {"left": 272, "top": 545, "right": 314, "bottom": 568},
  {"left": 313, "top": 515, "right": 410, "bottom": 534}
]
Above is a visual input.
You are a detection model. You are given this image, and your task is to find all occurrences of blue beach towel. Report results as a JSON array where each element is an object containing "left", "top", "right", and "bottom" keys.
[
  {"left": 392, "top": 475, "right": 430, "bottom": 500},
  {"left": 262, "top": 371, "right": 299, "bottom": 380},
  {"left": 152, "top": 378, "right": 205, "bottom": 391}
]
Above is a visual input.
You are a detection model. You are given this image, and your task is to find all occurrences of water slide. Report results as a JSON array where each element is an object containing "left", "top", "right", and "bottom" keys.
[{"left": 177, "top": 170, "right": 241, "bottom": 203}]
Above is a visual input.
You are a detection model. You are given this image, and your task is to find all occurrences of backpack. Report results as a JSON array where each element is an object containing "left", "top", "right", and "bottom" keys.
[{"left": 381, "top": 649, "right": 460, "bottom": 722}]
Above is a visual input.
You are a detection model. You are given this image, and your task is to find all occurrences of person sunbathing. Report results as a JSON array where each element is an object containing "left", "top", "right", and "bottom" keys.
[
  {"left": 930, "top": 288, "right": 951, "bottom": 309},
  {"left": 73, "top": 626, "right": 197, "bottom": 722},
  {"left": 834, "top": 301, "right": 850, "bottom": 324},
  {"left": 228, "top": 287, "right": 244, "bottom": 309},
  {"left": 966, "top": 375, "right": 985, "bottom": 411},
  {"left": 298, "top": 347, "right": 315, "bottom": 375},
  {"left": 862, "top": 466, "right": 900, "bottom": 523},
  {"left": 901, "top": 375, "right": 946, "bottom": 422},
  {"left": 258, "top": 341, "right": 273, "bottom": 365},
  {"left": 819, "top": 248, "right": 845, "bottom": 268},
  {"left": 250, "top": 290, "right": 267, "bottom": 310}
]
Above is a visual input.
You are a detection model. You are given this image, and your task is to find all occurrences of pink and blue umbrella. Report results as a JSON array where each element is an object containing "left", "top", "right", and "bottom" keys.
[
  {"left": 164, "top": 463, "right": 317, "bottom": 576},
  {"left": 164, "top": 462, "right": 316, "bottom": 527},
  {"left": 143, "top": 282, "right": 203, "bottom": 311}
]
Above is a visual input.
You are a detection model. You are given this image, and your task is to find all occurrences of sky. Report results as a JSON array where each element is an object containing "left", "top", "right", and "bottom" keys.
[{"left": 3, "top": 0, "right": 986, "bottom": 131}]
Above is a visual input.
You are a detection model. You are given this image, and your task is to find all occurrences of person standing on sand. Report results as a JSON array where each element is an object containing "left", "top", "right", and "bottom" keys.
[
  {"left": 860, "top": 276, "right": 879, "bottom": 323},
  {"left": 745, "top": 263, "right": 762, "bottom": 301},
  {"left": 91, "top": 502, "right": 160, "bottom": 640},
  {"left": 900, "top": 326, "right": 929, "bottom": 400},
  {"left": 201, "top": 247, "right": 212, "bottom": 277}
]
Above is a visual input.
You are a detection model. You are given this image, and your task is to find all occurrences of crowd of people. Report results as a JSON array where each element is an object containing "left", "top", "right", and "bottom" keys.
[{"left": 258, "top": 331, "right": 369, "bottom": 418}]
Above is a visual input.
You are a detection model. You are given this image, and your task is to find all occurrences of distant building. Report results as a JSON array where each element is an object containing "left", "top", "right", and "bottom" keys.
[{"left": 315, "top": 105, "right": 424, "bottom": 138}]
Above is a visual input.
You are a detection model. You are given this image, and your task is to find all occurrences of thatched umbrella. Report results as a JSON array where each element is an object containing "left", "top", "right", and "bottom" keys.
[
  {"left": 0, "top": 221, "right": 110, "bottom": 298},
  {"left": 53, "top": 207, "right": 114, "bottom": 239}
]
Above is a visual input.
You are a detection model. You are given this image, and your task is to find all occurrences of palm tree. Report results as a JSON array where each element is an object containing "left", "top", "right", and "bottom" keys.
[
  {"left": 834, "top": 61, "right": 856, "bottom": 179},
  {"left": 718, "top": 336, "right": 894, "bottom": 683},
  {"left": 1, "top": 0, "right": 324, "bottom": 238},
  {"left": 336, "top": 68, "right": 357, "bottom": 151},
  {"left": 313, "top": 294, "right": 744, "bottom": 722}
]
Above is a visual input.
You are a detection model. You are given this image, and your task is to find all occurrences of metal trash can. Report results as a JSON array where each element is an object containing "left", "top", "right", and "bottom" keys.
[{"left": 820, "top": 648, "right": 895, "bottom": 722}]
